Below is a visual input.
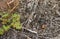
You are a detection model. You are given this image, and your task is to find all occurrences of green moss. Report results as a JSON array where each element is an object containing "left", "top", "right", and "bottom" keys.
[
  {"left": 3, "top": 25, "right": 11, "bottom": 31},
  {"left": 0, "top": 12, "right": 22, "bottom": 35},
  {"left": 0, "top": 28, "right": 4, "bottom": 35}
]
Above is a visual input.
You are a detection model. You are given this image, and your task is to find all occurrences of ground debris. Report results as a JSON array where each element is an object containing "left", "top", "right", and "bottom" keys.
[{"left": 0, "top": 0, "right": 60, "bottom": 39}]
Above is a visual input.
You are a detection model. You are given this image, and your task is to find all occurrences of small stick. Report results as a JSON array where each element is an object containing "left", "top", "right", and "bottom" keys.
[
  {"left": 22, "top": 27, "right": 37, "bottom": 34},
  {"left": 7, "top": 0, "right": 19, "bottom": 13},
  {"left": 7, "top": 0, "right": 14, "bottom": 5},
  {"left": 7, "top": 0, "right": 14, "bottom": 9},
  {"left": 10, "top": 2, "right": 19, "bottom": 13}
]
